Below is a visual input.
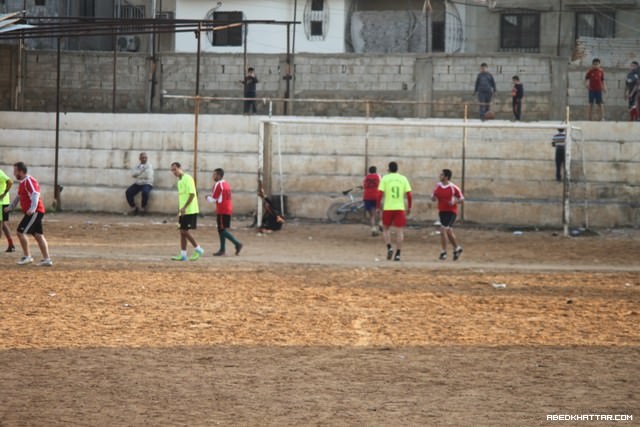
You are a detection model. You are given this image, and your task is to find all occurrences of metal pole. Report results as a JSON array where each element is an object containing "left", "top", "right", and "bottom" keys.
[
  {"left": 195, "top": 23, "right": 201, "bottom": 96},
  {"left": 563, "top": 106, "right": 571, "bottom": 237},
  {"left": 257, "top": 122, "right": 264, "bottom": 228},
  {"left": 243, "top": 22, "right": 248, "bottom": 114},
  {"left": 461, "top": 103, "right": 468, "bottom": 220},
  {"left": 193, "top": 95, "right": 200, "bottom": 187},
  {"left": 291, "top": 0, "right": 297, "bottom": 114},
  {"left": 364, "top": 124, "right": 370, "bottom": 176},
  {"left": 243, "top": 22, "right": 248, "bottom": 79},
  {"left": 112, "top": 31, "right": 117, "bottom": 113},
  {"left": 54, "top": 37, "right": 61, "bottom": 211},
  {"left": 284, "top": 22, "right": 291, "bottom": 115},
  {"left": 556, "top": 0, "right": 563, "bottom": 57},
  {"left": 148, "top": 0, "right": 157, "bottom": 112}
]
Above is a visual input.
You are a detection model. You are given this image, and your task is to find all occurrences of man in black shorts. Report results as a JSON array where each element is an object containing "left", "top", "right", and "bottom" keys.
[
  {"left": 5, "top": 162, "right": 53, "bottom": 266},
  {"left": 431, "top": 169, "right": 465, "bottom": 261}
]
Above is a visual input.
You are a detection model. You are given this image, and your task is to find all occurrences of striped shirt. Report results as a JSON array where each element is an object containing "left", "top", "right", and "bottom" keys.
[{"left": 552, "top": 132, "right": 566, "bottom": 148}]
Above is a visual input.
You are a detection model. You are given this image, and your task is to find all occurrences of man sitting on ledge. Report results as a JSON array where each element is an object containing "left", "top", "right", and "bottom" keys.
[{"left": 125, "top": 152, "right": 154, "bottom": 215}]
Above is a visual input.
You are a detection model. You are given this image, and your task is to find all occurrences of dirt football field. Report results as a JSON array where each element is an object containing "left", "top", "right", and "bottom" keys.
[{"left": 0, "top": 212, "right": 639, "bottom": 426}]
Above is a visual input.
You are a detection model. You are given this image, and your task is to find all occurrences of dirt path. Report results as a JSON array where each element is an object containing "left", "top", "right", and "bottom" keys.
[{"left": 0, "top": 213, "right": 638, "bottom": 426}]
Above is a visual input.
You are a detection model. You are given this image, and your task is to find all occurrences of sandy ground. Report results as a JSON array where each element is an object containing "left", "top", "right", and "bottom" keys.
[{"left": 0, "top": 212, "right": 638, "bottom": 426}]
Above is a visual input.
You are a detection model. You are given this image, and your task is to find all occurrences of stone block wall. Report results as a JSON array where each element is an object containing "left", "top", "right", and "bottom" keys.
[
  {"left": 22, "top": 51, "right": 148, "bottom": 112},
  {"left": 0, "top": 112, "right": 637, "bottom": 228},
  {"left": 8, "top": 49, "right": 629, "bottom": 120}
]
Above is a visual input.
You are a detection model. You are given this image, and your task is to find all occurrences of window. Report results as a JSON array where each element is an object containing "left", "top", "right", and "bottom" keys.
[
  {"left": 500, "top": 13, "right": 540, "bottom": 52},
  {"left": 304, "top": 0, "right": 329, "bottom": 41},
  {"left": 576, "top": 12, "right": 615, "bottom": 38},
  {"left": 35, "top": 0, "right": 45, "bottom": 5},
  {"left": 207, "top": 11, "right": 243, "bottom": 46},
  {"left": 118, "top": 5, "right": 145, "bottom": 32},
  {"left": 310, "top": 21, "right": 323, "bottom": 36},
  {"left": 432, "top": 21, "right": 445, "bottom": 52}
]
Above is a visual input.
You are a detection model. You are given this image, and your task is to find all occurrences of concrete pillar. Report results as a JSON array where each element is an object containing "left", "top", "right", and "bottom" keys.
[
  {"left": 550, "top": 57, "right": 568, "bottom": 121},
  {"left": 415, "top": 57, "right": 433, "bottom": 118}
]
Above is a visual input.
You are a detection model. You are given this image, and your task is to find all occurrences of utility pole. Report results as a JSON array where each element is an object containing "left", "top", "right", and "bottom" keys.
[{"left": 556, "top": 0, "right": 563, "bottom": 57}]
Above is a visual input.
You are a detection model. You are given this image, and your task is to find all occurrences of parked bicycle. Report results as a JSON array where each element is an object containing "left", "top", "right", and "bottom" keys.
[{"left": 326, "top": 187, "right": 366, "bottom": 223}]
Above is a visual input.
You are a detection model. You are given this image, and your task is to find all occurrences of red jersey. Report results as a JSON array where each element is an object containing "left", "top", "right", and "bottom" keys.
[
  {"left": 18, "top": 175, "right": 45, "bottom": 214},
  {"left": 432, "top": 182, "right": 463, "bottom": 214},
  {"left": 211, "top": 180, "right": 233, "bottom": 215},
  {"left": 585, "top": 68, "right": 605, "bottom": 91},
  {"left": 362, "top": 173, "right": 381, "bottom": 201}
]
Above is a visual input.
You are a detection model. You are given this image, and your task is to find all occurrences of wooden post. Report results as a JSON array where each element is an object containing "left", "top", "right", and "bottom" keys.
[{"left": 193, "top": 95, "right": 200, "bottom": 186}]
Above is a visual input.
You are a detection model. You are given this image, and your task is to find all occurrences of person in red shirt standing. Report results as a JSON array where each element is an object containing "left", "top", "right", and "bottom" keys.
[
  {"left": 206, "top": 168, "right": 243, "bottom": 256},
  {"left": 362, "top": 165, "right": 381, "bottom": 236},
  {"left": 431, "top": 168, "right": 464, "bottom": 261},
  {"left": 4, "top": 162, "right": 52, "bottom": 266},
  {"left": 585, "top": 58, "right": 607, "bottom": 121}
]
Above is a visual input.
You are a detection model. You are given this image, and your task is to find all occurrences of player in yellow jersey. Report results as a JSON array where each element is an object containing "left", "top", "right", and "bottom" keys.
[
  {"left": 170, "top": 162, "right": 204, "bottom": 261},
  {"left": 376, "top": 161, "right": 412, "bottom": 261}
]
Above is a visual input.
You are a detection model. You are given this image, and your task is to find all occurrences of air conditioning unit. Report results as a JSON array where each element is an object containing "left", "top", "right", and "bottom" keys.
[{"left": 117, "top": 35, "right": 140, "bottom": 52}]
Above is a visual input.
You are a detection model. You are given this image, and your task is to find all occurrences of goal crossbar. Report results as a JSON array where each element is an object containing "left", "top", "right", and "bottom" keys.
[{"left": 258, "top": 117, "right": 580, "bottom": 236}]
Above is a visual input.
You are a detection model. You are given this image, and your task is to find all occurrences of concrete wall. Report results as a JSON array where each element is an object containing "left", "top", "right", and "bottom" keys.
[
  {"left": 0, "top": 112, "right": 638, "bottom": 228},
  {"left": 9, "top": 49, "right": 637, "bottom": 120}
]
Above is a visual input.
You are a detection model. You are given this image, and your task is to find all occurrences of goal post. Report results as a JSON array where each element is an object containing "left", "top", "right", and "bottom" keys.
[{"left": 258, "top": 116, "right": 580, "bottom": 235}]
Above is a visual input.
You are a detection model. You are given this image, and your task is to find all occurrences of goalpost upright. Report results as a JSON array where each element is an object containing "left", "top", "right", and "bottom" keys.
[{"left": 258, "top": 116, "right": 579, "bottom": 235}]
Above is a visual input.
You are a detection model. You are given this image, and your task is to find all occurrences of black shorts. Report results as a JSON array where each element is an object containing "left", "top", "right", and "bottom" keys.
[
  {"left": 217, "top": 214, "right": 231, "bottom": 231},
  {"left": 439, "top": 211, "right": 457, "bottom": 228},
  {"left": 18, "top": 212, "right": 45, "bottom": 235},
  {"left": 179, "top": 213, "right": 198, "bottom": 230},
  {"left": 2, "top": 204, "right": 9, "bottom": 222}
]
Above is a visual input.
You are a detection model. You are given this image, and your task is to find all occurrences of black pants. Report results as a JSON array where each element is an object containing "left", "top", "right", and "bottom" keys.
[
  {"left": 555, "top": 146, "right": 565, "bottom": 182},
  {"left": 244, "top": 91, "right": 257, "bottom": 113},
  {"left": 126, "top": 183, "right": 152, "bottom": 208},
  {"left": 512, "top": 97, "right": 522, "bottom": 120}
]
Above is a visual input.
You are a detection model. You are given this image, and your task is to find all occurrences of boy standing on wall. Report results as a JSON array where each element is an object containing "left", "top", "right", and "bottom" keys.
[
  {"left": 585, "top": 58, "right": 606, "bottom": 121},
  {"left": 511, "top": 75, "right": 524, "bottom": 121}
]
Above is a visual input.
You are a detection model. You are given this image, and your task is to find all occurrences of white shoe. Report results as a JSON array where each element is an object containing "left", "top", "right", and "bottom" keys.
[
  {"left": 17, "top": 256, "right": 34, "bottom": 265},
  {"left": 37, "top": 258, "right": 54, "bottom": 267}
]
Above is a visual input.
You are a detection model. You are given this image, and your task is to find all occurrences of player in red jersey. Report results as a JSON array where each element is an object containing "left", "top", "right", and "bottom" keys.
[
  {"left": 431, "top": 168, "right": 464, "bottom": 261},
  {"left": 585, "top": 58, "right": 607, "bottom": 121},
  {"left": 362, "top": 165, "right": 381, "bottom": 236},
  {"left": 207, "top": 168, "right": 243, "bottom": 256},
  {"left": 4, "top": 162, "right": 53, "bottom": 266}
]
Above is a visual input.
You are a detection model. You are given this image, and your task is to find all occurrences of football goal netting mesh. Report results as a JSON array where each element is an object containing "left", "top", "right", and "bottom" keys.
[{"left": 258, "top": 117, "right": 584, "bottom": 236}]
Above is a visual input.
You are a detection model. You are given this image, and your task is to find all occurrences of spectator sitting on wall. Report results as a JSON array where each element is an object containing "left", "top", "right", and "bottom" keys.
[{"left": 125, "top": 152, "right": 154, "bottom": 215}]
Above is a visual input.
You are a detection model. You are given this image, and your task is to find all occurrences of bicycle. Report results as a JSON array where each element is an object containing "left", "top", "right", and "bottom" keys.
[{"left": 326, "top": 187, "right": 366, "bottom": 223}]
